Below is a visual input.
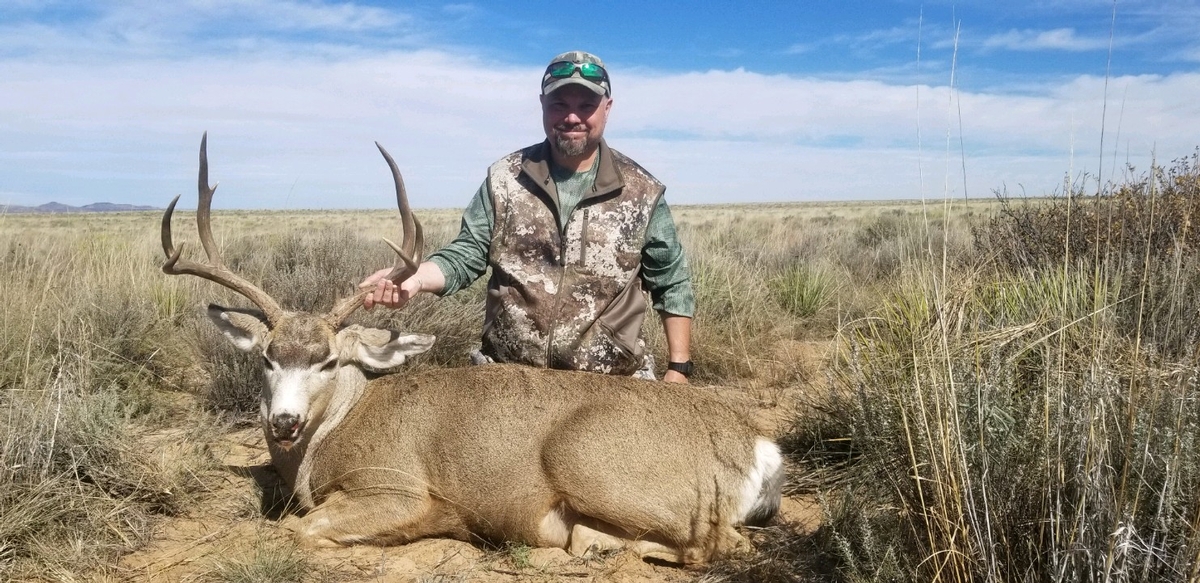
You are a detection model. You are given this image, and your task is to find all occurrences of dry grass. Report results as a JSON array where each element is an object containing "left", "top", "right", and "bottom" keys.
[
  {"left": 0, "top": 196, "right": 1029, "bottom": 580},
  {"left": 203, "top": 535, "right": 309, "bottom": 583},
  {"left": 0, "top": 219, "right": 218, "bottom": 579},
  {"left": 768, "top": 156, "right": 1200, "bottom": 583},
  {"left": 17, "top": 183, "right": 1190, "bottom": 582}
]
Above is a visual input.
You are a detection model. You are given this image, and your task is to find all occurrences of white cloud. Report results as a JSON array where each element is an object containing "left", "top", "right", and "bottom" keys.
[
  {"left": 4, "top": 47, "right": 1197, "bottom": 209},
  {"left": 1, "top": 4, "right": 1198, "bottom": 209},
  {"left": 982, "top": 28, "right": 1113, "bottom": 52},
  {"left": 187, "top": 0, "right": 406, "bottom": 32},
  {"left": 1178, "top": 45, "right": 1200, "bottom": 63},
  {"left": 0, "top": 1, "right": 415, "bottom": 63}
]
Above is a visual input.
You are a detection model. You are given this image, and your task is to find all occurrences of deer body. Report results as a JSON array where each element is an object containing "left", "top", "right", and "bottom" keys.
[
  {"left": 167, "top": 135, "right": 783, "bottom": 564},
  {"left": 290, "top": 364, "right": 780, "bottom": 560}
]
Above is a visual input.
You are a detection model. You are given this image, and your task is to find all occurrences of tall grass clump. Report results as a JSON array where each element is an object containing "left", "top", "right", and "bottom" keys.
[
  {"left": 205, "top": 536, "right": 308, "bottom": 583},
  {"left": 768, "top": 264, "right": 837, "bottom": 318},
  {"left": 680, "top": 252, "right": 783, "bottom": 384},
  {"left": 787, "top": 155, "right": 1200, "bottom": 582},
  {"left": 1, "top": 224, "right": 212, "bottom": 579},
  {"left": 976, "top": 149, "right": 1200, "bottom": 357}
]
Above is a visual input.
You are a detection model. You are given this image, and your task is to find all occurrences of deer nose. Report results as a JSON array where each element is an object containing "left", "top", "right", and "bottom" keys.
[{"left": 271, "top": 413, "right": 301, "bottom": 436}]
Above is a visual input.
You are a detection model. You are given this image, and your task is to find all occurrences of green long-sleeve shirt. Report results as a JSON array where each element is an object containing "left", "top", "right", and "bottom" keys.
[{"left": 429, "top": 161, "right": 695, "bottom": 317}]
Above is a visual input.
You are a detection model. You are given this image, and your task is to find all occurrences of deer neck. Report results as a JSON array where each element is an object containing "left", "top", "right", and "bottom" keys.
[{"left": 285, "top": 366, "right": 370, "bottom": 508}]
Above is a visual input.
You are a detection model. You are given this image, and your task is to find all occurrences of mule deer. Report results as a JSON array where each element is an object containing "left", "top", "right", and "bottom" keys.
[{"left": 161, "top": 134, "right": 784, "bottom": 563}]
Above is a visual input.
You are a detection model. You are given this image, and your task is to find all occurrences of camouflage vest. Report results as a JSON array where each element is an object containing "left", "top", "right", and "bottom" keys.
[{"left": 482, "top": 140, "right": 664, "bottom": 375}]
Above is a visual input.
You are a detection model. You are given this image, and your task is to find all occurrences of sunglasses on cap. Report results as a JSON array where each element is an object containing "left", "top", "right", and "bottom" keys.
[{"left": 545, "top": 61, "right": 609, "bottom": 84}]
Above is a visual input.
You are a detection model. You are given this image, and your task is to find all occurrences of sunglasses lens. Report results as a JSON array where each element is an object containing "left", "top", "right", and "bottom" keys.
[
  {"left": 577, "top": 63, "right": 606, "bottom": 81},
  {"left": 547, "top": 62, "right": 607, "bottom": 83},
  {"left": 548, "top": 62, "right": 577, "bottom": 78}
]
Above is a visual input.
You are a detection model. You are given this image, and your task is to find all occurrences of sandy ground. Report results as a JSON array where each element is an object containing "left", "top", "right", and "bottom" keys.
[{"left": 114, "top": 341, "right": 830, "bottom": 582}]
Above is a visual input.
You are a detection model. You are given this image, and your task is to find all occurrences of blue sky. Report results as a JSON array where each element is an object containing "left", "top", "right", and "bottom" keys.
[{"left": 2, "top": 0, "right": 1198, "bottom": 209}]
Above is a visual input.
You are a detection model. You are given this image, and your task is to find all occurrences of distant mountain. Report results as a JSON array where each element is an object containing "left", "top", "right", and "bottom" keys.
[
  {"left": 1, "top": 201, "right": 159, "bottom": 214},
  {"left": 80, "top": 202, "right": 158, "bottom": 212}
]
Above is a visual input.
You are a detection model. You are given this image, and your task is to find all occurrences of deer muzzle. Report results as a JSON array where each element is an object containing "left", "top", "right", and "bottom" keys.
[{"left": 270, "top": 412, "right": 305, "bottom": 449}]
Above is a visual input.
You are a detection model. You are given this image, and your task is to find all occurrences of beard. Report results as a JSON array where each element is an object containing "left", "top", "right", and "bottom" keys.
[{"left": 551, "top": 126, "right": 591, "bottom": 157}]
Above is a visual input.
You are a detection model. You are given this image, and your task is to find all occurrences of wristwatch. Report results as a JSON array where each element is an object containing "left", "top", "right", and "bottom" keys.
[{"left": 667, "top": 360, "right": 694, "bottom": 378}]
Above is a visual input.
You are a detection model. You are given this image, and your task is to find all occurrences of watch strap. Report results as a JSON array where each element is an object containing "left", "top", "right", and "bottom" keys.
[{"left": 667, "top": 360, "right": 694, "bottom": 377}]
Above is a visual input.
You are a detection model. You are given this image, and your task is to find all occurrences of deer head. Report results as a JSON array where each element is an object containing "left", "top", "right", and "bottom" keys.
[{"left": 161, "top": 133, "right": 434, "bottom": 449}]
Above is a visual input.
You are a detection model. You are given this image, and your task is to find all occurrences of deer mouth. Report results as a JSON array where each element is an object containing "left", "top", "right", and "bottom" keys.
[{"left": 272, "top": 422, "right": 306, "bottom": 450}]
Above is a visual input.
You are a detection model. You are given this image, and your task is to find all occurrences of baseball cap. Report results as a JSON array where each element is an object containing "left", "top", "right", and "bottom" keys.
[{"left": 541, "top": 51, "right": 611, "bottom": 97}]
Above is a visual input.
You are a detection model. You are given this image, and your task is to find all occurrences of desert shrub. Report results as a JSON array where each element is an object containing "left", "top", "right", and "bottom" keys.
[
  {"left": 977, "top": 151, "right": 1200, "bottom": 272},
  {"left": 0, "top": 230, "right": 212, "bottom": 579},
  {"left": 786, "top": 263, "right": 1200, "bottom": 582},
  {"left": 845, "top": 210, "right": 933, "bottom": 280},
  {"left": 195, "top": 318, "right": 266, "bottom": 417},
  {"left": 975, "top": 149, "right": 1200, "bottom": 357}
]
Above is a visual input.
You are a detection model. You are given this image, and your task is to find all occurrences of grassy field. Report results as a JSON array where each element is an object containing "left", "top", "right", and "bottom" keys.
[{"left": 2, "top": 153, "right": 1199, "bottom": 581}]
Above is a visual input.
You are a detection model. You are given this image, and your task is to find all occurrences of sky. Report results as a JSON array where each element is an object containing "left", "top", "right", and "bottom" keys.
[{"left": 2, "top": 0, "right": 1199, "bottom": 210}]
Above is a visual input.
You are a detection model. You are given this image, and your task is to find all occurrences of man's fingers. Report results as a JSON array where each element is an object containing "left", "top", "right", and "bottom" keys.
[
  {"left": 358, "top": 267, "right": 393, "bottom": 289},
  {"left": 374, "top": 280, "right": 390, "bottom": 307},
  {"left": 358, "top": 268, "right": 420, "bottom": 310}
]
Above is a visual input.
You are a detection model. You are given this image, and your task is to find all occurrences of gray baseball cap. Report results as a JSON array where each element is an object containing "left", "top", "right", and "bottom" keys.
[{"left": 541, "top": 51, "right": 611, "bottom": 97}]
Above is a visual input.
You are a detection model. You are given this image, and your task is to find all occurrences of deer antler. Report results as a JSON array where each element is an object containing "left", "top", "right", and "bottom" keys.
[
  {"left": 324, "top": 142, "right": 424, "bottom": 326},
  {"left": 161, "top": 132, "right": 287, "bottom": 325}
]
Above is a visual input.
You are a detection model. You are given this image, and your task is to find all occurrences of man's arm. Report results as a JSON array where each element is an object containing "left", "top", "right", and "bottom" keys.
[
  {"left": 660, "top": 313, "right": 692, "bottom": 384},
  {"left": 641, "top": 194, "right": 695, "bottom": 384}
]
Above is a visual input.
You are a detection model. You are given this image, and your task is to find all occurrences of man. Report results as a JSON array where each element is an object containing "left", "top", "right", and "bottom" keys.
[{"left": 362, "top": 51, "right": 695, "bottom": 383}]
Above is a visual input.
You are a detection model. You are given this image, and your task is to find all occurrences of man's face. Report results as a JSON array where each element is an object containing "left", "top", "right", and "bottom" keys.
[{"left": 540, "top": 84, "right": 612, "bottom": 159}]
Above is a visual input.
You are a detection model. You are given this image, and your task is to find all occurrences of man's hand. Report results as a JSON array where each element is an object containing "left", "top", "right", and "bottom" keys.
[
  {"left": 360, "top": 268, "right": 423, "bottom": 310},
  {"left": 360, "top": 261, "right": 447, "bottom": 311}
]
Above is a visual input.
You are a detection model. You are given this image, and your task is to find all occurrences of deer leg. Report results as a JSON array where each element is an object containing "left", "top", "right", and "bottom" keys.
[
  {"left": 567, "top": 522, "right": 690, "bottom": 564},
  {"left": 292, "top": 491, "right": 467, "bottom": 547},
  {"left": 566, "top": 519, "right": 750, "bottom": 564}
]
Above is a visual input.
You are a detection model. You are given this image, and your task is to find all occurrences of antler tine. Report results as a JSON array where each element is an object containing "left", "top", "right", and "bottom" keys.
[
  {"left": 377, "top": 141, "right": 420, "bottom": 264},
  {"left": 325, "top": 142, "right": 424, "bottom": 326},
  {"left": 161, "top": 133, "right": 286, "bottom": 325},
  {"left": 195, "top": 132, "right": 223, "bottom": 265}
]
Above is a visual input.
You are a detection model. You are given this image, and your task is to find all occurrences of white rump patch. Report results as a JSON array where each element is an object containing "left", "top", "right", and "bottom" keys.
[{"left": 737, "top": 438, "right": 783, "bottom": 523}]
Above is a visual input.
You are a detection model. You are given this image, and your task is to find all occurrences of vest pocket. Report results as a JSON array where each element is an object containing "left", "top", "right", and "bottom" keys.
[{"left": 575, "top": 276, "right": 648, "bottom": 374}]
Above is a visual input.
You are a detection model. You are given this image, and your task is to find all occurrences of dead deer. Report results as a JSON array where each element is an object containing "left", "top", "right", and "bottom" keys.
[{"left": 161, "top": 133, "right": 784, "bottom": 564}]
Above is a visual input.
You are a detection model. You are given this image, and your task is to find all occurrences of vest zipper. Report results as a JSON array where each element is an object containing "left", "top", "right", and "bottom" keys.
[
  {"left": 580, "top": 208, "right": 590, "bottom": 265},
  {"left": 545, "top": 202, "right": 571, "bottom": 367}
]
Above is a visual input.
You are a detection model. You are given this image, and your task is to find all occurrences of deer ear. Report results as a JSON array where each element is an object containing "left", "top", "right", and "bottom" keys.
[
  {"left": 336, "top": 325, "right": 435, "bottom": 373},
  {"left": 206, "top": 304, "right": 269, "bottom": 352}
]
